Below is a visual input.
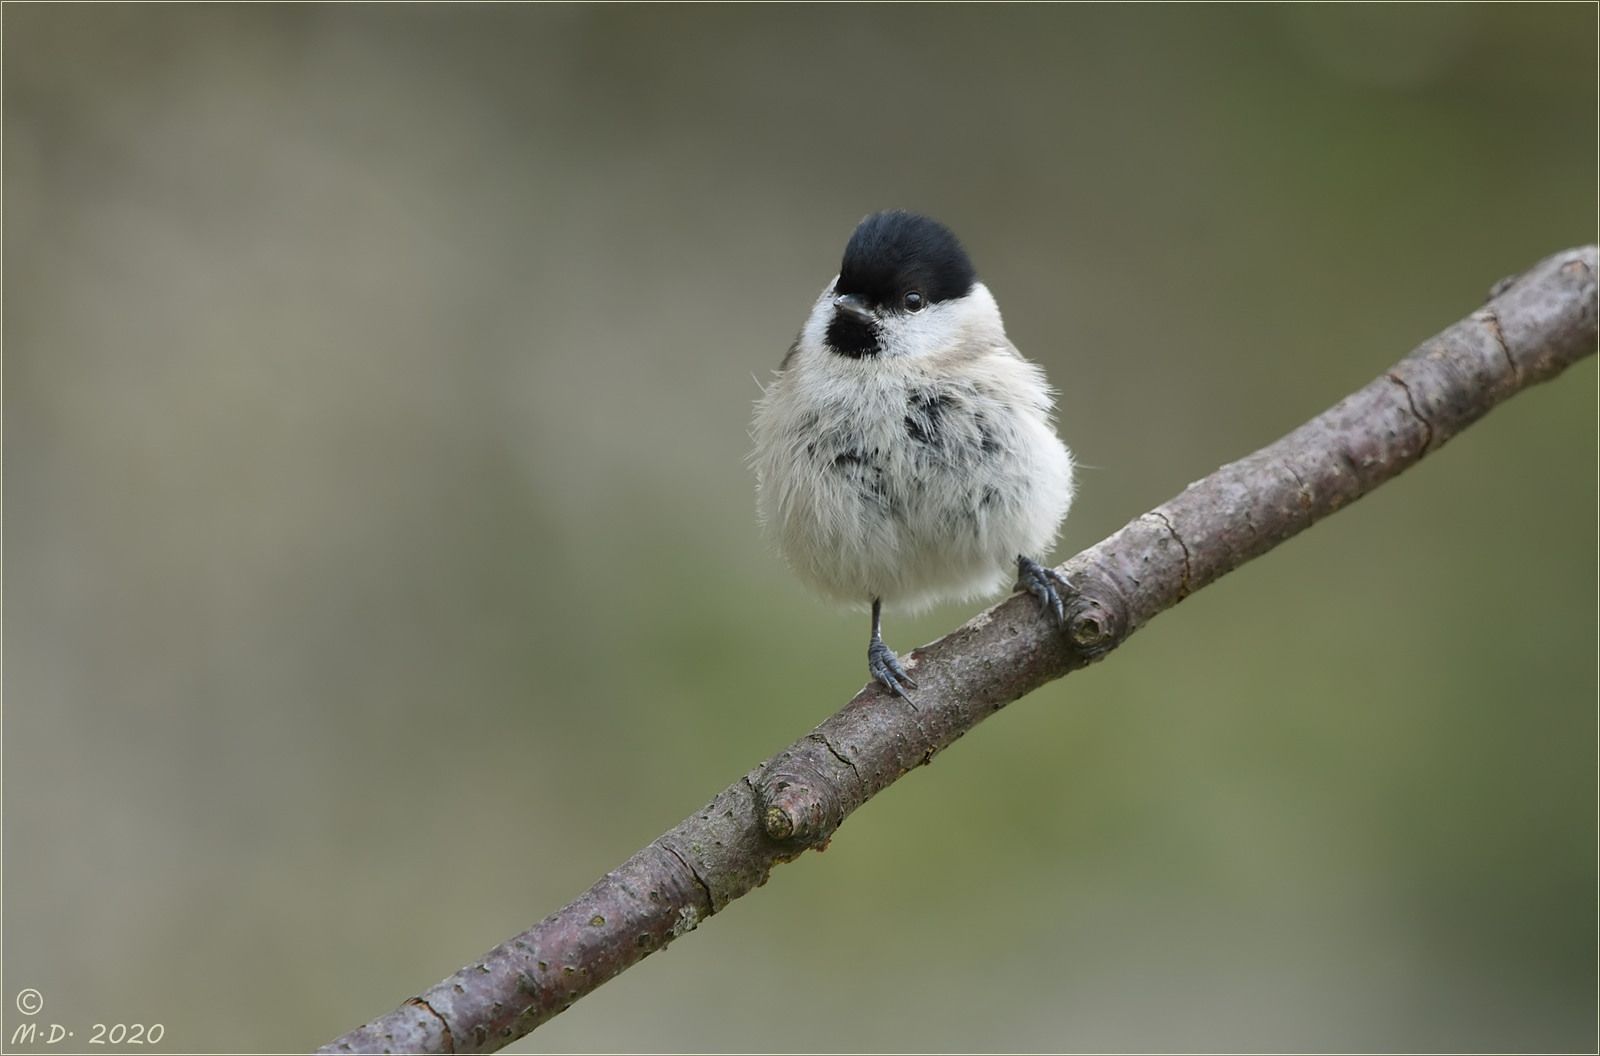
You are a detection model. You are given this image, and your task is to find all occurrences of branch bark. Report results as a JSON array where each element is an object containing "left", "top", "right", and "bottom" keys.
[{"left": 319, "top": 246, "right": 1596, "bottom": 1054}]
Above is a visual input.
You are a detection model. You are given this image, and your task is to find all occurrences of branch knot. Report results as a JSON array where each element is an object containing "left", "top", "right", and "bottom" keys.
[
  {"left": 1061, "top": 565, "right": 1132, "bottom": 662},
  {"left": 755, "top": 737, "right": 857, "bottom": 848}
]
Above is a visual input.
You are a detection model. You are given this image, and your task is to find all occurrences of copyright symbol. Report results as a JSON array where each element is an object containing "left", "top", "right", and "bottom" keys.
[{"left": 15, "top": 988, "right": 43, "bottom": 1015}]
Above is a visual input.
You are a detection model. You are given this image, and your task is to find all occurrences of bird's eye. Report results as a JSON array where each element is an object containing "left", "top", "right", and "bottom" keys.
[{"left": 903, "top": 291, "right": 925, "bottom": 312}]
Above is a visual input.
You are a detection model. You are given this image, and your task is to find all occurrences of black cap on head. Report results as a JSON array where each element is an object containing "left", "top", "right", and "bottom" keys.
[{"left": 836, "top": 211, "right": 977, "bottom": 310}]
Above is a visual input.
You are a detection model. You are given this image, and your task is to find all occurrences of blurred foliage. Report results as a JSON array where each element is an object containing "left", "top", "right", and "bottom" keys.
[{"left": 5, "top": 4, "right": 1595, "bottom": 1052}]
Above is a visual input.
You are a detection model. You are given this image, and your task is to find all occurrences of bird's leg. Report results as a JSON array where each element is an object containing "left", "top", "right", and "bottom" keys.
[
  {"left": 1017, "top": 555, "right": 1075, "bottom": 623},
  {"left": 866, "top": 597, "right": 916, "bottom": 699}
]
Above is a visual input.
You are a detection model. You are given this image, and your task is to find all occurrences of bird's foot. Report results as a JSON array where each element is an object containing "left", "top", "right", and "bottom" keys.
[
  {"left": 1017, "top": 555, "right": 1075, "bottom": 623},
  {"left": 867, "top": 637, "right": 917, "bottom": 699}
]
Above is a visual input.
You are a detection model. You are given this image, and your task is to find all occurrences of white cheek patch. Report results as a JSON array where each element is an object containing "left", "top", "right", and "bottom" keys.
[
  {"left": 878, "top": 282, "right": 1004, "bottom": 362},
  {"left": 800, "top": 278, "right": 839, "bottom": 352},
  {"left": 877, "top": 302, "right": 963, "bottom": 360}
]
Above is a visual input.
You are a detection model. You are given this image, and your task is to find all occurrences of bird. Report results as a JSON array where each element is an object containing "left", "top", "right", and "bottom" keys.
[{"left": 751, "top": 210, "right": 1076, "bottom": 697}]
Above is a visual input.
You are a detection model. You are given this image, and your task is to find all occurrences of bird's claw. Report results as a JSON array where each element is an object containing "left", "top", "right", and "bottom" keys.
[
  {"left": 868, "top": 638, "right": 917, "bottom": 699},
  {"left": 1017, "top": 555, "right": 1075, "bottom": 623}
]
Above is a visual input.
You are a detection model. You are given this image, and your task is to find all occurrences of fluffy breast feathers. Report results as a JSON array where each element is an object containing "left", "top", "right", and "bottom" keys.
[{"left": 752, "top": 282, "right": 1075, "bottom": 613}]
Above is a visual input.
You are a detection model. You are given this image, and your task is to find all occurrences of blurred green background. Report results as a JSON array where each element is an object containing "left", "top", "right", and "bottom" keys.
[{"left": 5, "top": 4, "right": 1595, "bottom": 1052}]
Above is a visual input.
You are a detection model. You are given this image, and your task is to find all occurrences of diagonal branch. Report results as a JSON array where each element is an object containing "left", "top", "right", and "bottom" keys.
[{"left": 319, "top": 246, "right": 1596, "bottom": 1054}]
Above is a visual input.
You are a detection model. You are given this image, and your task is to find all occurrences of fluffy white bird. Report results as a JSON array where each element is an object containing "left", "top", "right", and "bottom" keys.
[{"left": 752, "top": 211, "right": 1076, "bottom": 696}]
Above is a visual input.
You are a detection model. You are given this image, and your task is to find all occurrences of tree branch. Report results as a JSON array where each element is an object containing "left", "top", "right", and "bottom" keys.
[{"left": 319, "top": 246, "right": 1596, "bottom": 1054}]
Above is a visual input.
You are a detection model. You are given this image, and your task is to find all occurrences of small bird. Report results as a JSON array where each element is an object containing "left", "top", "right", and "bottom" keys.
[{"left": 751, "top": 210, "right": 1076, "bottom": 697}]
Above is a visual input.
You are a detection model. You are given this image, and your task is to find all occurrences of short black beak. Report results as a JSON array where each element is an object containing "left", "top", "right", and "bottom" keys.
[{"left": 832, "top": 292, "right": 876, "bottom": 324}]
